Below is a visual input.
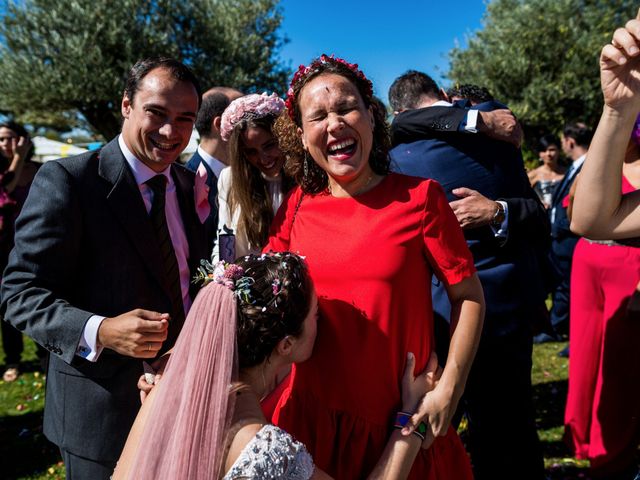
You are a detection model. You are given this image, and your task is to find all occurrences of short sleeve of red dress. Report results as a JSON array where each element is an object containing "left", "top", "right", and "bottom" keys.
[{"left": 421, "top": 180, "right": 476, "bottom": 286}]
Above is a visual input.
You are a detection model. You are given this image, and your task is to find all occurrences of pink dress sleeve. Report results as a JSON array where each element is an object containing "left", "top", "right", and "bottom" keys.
[
  {"left": 421, "top": 180, "right": 476, "bottom": 286},
  {"left": 264, "top": 186, "right": 304, "bottom": 253}
]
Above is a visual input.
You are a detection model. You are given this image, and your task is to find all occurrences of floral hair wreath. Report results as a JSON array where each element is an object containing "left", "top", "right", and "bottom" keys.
[
  {"left": 220, "top": 92, "right": 285, "bottom": 141},
  {"left": 285, "top": 54, "right": 373, "bottom": 122},
  {"left": 193, "top": 252, "right": 305, "bottom": 312}
]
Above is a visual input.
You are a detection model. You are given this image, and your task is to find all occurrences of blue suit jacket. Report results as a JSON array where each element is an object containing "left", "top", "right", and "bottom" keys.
[
  {"left": 390, "top": 102, "right": 550, "bottom": 335},
  {"left": 549, "top": 160, "right": 582, "bottom": 258},
  {"left": 185, "top": 151, "right": 219, "bottom": 254}
]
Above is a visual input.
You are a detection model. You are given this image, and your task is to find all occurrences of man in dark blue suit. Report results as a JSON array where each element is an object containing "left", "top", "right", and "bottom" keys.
[
  {"left": 389, "top": 71, "right": 549, "bottom": 480},
  {"left": 185, "top": 87, "right": 242, "bottom": 255},
  {"left": 544, "top": 123, "right": 592, "bottom": 346},
  {"left": 1, "top": 58, "right": 207, "bottom": 479}
]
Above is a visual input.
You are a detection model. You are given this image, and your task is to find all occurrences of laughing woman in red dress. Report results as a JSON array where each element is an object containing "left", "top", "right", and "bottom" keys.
[{"left": 265, "top": 55, "right": 484, "bottom": 479}]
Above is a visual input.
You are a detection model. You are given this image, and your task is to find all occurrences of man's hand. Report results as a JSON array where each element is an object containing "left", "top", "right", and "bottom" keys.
[
  {"left": 450, "top": 188, "right": 499, "bottom": 230},
  {"left": 97, "top": 309, "right": 169, "bottom": 358},
  {"left": 477, "top": 109, "right": 523, "bottom": 148}
]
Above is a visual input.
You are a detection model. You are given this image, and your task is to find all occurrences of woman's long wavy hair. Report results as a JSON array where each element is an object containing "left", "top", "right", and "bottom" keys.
[
  {"left": 128, "top": 252, "right": 312, "bottom": 479},
  {"left": 275, "top": 56, "right": 391, "bottom": 195},
  {"left": 227, "top": 114, "right": 294, "bottom": 249}
]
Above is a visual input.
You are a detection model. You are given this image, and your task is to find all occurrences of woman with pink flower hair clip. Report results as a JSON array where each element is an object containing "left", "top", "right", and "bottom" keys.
[
  {"left": 113, "top": 252, "right": 438, "bottom": 479},
  {"left": 213, "top": 92, "right": 295, "bottom": 262}
]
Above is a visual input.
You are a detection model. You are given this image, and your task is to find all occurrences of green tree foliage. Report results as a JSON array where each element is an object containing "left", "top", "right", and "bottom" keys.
[
  {"left": 448, "top": 0, "right": 637, "bottom": 141},
  {"left": 0, "top": 0, "right": 289, "bottom": 139}
]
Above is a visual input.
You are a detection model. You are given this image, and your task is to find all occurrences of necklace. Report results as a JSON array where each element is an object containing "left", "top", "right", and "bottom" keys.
[{"left": 328, "top": 173, "right": 376, "bottom": 197}]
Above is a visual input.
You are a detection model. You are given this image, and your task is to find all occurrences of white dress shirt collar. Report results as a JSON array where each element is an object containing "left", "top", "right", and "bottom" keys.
[
  {"left": 197, "top": 146, "right": 226, "bottom": 179},
  {"left": 572, "top": 154, "right": 587, "bottom": 171}
]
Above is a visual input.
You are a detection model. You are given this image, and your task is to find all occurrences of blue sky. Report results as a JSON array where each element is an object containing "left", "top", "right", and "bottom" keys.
[{"left": 277, "top": 0, "right": 488, "bottom": 104}]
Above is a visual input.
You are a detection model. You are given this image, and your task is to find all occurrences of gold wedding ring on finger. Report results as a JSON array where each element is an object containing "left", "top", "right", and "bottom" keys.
[{"left": 147, "top": 342, "right": 152, "bottom": 352}]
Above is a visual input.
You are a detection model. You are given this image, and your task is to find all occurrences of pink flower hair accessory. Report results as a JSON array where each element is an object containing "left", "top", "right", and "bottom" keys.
[
  {"left": 285, "top": 54, "right": 373, "bottom": 122},
  {"left": 220, "top": 92, "right": 285, "bottom": 141}
]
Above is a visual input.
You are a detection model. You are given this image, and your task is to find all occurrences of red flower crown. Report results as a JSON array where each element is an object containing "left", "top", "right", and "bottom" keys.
[{"left": 285, "top": 54, "right": 373, "bottom": 122}]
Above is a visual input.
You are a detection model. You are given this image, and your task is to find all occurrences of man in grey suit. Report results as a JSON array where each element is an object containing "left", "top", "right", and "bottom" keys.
[{"left": 0, "top": 57, "right": 207, "bottom": 479}]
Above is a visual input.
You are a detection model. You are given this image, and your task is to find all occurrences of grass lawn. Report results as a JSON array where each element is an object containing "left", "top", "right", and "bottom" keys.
[{"left": 0, "top": 335, "right": 596, "bottom": 479}]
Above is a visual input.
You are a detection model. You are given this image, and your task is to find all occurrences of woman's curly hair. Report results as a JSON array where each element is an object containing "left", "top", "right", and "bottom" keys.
[
  {"left": 275, "top": 55, "right": 391, "bottom": 195},
  {"left": 233, "top": 252, "right": 313, "bottom": 369}
]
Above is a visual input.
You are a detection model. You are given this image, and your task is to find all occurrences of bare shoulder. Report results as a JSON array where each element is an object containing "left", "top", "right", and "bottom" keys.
[
  {"left": 223, "top": 387, "right": 266, "bottom": 473},
  {"left": 224, "top": 421, "right": 265, "bottom": 473}
]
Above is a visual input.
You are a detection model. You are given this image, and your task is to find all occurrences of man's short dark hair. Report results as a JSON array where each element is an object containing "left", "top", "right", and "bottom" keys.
[
  {"left": 446, "top": 84, "right": 494, "bottom": 105},
  {"left": 195, "top": 92, "right": 233, "bottom": 138},
  {"left": 563, "top": 122, "right": 593, "bottom": 148},
  {"left": 388, "top": 70, "right": 439, "bottom": 112},
  {"left": 124, "top": 57, "right": 202, "bottom": 107}
]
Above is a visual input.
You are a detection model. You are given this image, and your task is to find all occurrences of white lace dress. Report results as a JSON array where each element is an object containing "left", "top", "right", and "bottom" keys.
[{"left": 223, "top": 424, "right": 315, "bottom": 479}]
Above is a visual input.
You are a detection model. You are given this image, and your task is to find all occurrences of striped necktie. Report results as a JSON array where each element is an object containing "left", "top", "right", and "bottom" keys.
[{"left": 146, "top": 174, "right": 185, "bottom": 348}]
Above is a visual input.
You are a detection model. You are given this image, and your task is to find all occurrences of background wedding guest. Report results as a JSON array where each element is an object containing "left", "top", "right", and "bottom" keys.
[
  {"left": 268, "top": 54, "right": 484, "bottom": 479},
  {"left": 543, "top": 122, "right": 593, "bottom": 349},
  {"left": 388, "top": 71, "right": 548, "bottom": 480},
  {"left": 528, "top": 134, "right": 566, "bottom": 209},
  {"left": 0, "top": 57, "right": 207, "bottom": 479},
  {"left": 564, "top": 123, "right": 640, "bottom": 480},
  {"left": 213, "top": 92, "right": 294, "bottom": 262},
  {"left": 185, "top": 87, "right": 243, "bottom": 254},
  {"left": 0, "top": 120, "right": 42, "bottom": 382}
]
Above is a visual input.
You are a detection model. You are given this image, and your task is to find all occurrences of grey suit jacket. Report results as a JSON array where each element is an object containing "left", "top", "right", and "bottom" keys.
[{"left": 0, "top": 138, "right": 207, "bottom": 461}]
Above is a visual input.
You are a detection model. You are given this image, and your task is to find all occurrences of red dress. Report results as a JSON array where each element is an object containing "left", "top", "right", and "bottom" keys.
[
  {"left": 265, "top": 174, "right": 476, "bottom": 479},
  {"left": 564, "top": 176, "right": 640, "bottom": 474}
]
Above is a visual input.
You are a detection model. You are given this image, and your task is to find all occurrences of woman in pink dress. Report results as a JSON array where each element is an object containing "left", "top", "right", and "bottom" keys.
[
  {"left": 266, "top": 55, "right": 485, "bottom": 479},
  {"left": 565, "top": 121, "right": 640, "bottom": 479}
]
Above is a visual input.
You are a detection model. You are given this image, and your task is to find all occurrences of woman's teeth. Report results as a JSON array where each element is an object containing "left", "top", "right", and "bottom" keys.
[
  {"left": 328, "top": 138, "right": 356, "bottom": 155},
  {"left": 151, "top": 139, "right": 178, "bottom": 150}
]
